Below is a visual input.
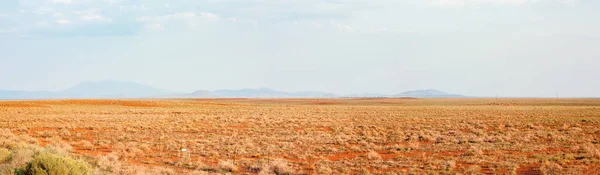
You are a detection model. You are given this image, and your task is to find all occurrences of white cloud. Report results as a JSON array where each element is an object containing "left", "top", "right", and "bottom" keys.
[
  {"left": 52, "top": 0, "right": 74, "bottom": 4},
  {"left": 312, "top": 22, "right": 324, "bottom": 29},
  {"left": 53, "top": 12, "right": 64, "bottom": 17},
  {"left": 338, "top": 24, "right": 353, "bottom": 32},
  {"left": 330, "top": 21, "right": 353, "bottom": 32},
  {"left": 228, "top": 17, "right": 239, "bottom": 23},
  {"left": 108, "top": 0, "right": 124, "bottom": 4},
  {"left": 119, "top": 5, "right": 149, "bottom": 11},
  {"left": 56, "top": 19, "right": 73, "bottom": 24},
  {"left": 36, "top": 20, "right": 50, "bottom": 27},
  {"left": 137, "top": 12, "right": 220, "bottom": 22},
  {"left": 33, "top": 7, "right": 54, "bottom": 15},
  {"left": 136, "top": 12, "right": 222, "bottom": 31},
  {"left": 137, "top": 12, "right": 194, "bottom": 22},
  {"left": 199, "top": 12, "right": 220, "bottom": 21},
  {"left": 433, "top": 0, "right": 577, "bottom": 6},
  {"left": 143, "top": 23, "right": 164, "bottom": 32},
  {"left": 0, "top": 28, "right": 17, "bottom": 33},
  {"left": 81, "top": 14, "right": 111, "bottom": 22},
  {"left": 370, "top": 28, "right": 389, "bottom": 33},
  {"left": 76, "top": 9, "right": 112, "bottom": 22}
]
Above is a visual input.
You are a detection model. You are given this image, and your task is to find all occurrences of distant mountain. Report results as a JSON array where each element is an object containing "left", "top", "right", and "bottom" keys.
[
  {"left": 181, "top": 88, "right": 335, "bottom": 98},
  {"left": 293, "top": 91, "right": 332, "bottom": 98},
  {"left": 181, "top": 90, "right": 217, "bottom": 98},
  {"left": 61, "top": 80, "right": 174, "bottom": 98},
  {"left": 395, "top": 89, "right": 465, "bottom": 98},
  {"left": 0, "top": 90, "right": 61, "bottom": 100},
  {"left": 0, "top": 80, "right": 174, "bottom": 99},
  {"left": 0, "top": 81, "right": 466, "bottom": 99},
  {"left": 213, "top": 88, "right": 288, "bottom": 98},
  {"left": 342, "top": 93, "right": 387, "bottom": 98}
]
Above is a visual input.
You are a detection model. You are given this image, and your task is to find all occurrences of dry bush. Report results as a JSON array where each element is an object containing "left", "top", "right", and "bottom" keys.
[
  {"left": 195, "top": 159, "right": 216, "bottom": 172},
  {"left": 463, "top": 147, "right": 483, "bottom": 157},
  {"left": 48, "top": 140, "right": 74, "bottom": 153},
  {"left": 59, "top": 128, "right": 71, "bottom": 137},
  {"left": 112, "top": 142, "right": 144, "bottom": 160},
  {"left": 116, "top": 165, "right": 148, "bottom": 175},
  {"left": 79, "top": 140, "right": 94, "bottom": 150},
  {"left": 315, "top": 161, "right": 333, "bottom": 174},
  {"left": 366, "top": 150, "right": 382, "bottom": 160},
  {"left": 578, "top": 144, "right": 600, "bottom": 159},
  {"left": 188, "top": 170, "right": 208, "bottom": 175},
  {"left": 39, "top": 130, "right": 58, "bottom": 138},
  {"left": 9, "top": 149, "right": 34, "bottom": 167},
  {"left": 464, "top": 165, "right": 481, "bottom": 175},
  {"left": 0, "top": 165, "right": 14, "bottom": 175},
  {"left": 540, "top": 161, "right": 563, "bottom": 175},
  {"left": 218, "top": 160, "right": 238, "bottom": 172},
  {"left": 97, "top": 153, "right": 121, "bottom": 172},
  {"left": 262, "top": 159, "right": 293, "bottom": 175},
  {"left": 149, "top": 167, "right": 176, "bottom": 175},
  {"left": 18, "top": 134, "right": 39, "bottom": 145},
  {"left": 16, "top": 127, "right": 28, "bottom": 132},
  {"left": 247, "top": 163, "right": 264, "bottom": 174},
  {"left": 440, "top": 160, "right": 456, "bottom": 170},
  {"left": 138, "top": 144, "right": 152, "bottom": 152},
  {"left": 0, "top": 130, "right": 20, "bottom": 149}
]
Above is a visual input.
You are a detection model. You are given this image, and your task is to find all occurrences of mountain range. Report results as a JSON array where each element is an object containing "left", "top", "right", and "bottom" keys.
[{"left": 0, "top": 80, "right": 466, "bottom": 99}]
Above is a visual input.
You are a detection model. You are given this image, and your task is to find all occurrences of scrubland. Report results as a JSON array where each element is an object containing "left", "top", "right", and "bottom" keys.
[{"left": 0, "top": 98, "right": 599, "bottom": 175}]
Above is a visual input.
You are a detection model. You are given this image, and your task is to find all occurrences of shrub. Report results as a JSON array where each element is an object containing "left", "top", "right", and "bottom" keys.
[
  {"left": 117, "top": 165, "right": 147, "bottom": 175},
  {"left": 540, "top": 161, "right": 563, "bottom": 175},
  {"left": 358, "top": 167, "right": 370, "bottom": 175},
  {"left": 366, "top": 150, "right": 382, "bottom": 160},
  {"left": 463, "top": 147, "right": 483, "bottom": 157},
  {"left": 440, "top": 160, "right": 456, "bottom": 170},
  {"left": 25, "top": 152, "right": 91, "bottom": 175},
  {"left": 217, "top": 160, "right": 238, "bottom": 172},
  {"left": 315, "top": 162, "right": 333, "bottom": 174},
  {"left": 464, "top": 165, "right": 481, "bottom": 175},
  {"left": 189, "top": 170, "right": 211, "bottom": 175},
  {"left": 264, "top": 159, "right": 293, "bottom": 175},
  {"left": 18, "top": 135, "right": 39, "bottom": 145},
  {"left": 0, "top": 148, "right": 11, "bottom": 163},
  {"left": 149, "top": 167, "right": 176, "bottom": 175},
  {"left": 50, "top": 141, "right": 73, "bottom": 153},
  {"left": 10, "top": 149, "right": 34, "bottom": 167},
  {"left": 97, "top": 153, "right": 121, "bottom": 172},
  {"left": 0, "top": 165, "right": 15, "bottom": 175},
  {"left": 79, "top": 140, "right": 94, "bottom": 150}
]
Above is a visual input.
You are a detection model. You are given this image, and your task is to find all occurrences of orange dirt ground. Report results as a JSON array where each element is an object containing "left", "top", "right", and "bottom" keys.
[{"left": 1, "top": 98, "right": 599, "bottom": 174}]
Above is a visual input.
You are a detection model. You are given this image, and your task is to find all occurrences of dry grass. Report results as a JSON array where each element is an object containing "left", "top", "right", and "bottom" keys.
[{"left": 0, "top": 98, "right": 599, "bottom": 174}]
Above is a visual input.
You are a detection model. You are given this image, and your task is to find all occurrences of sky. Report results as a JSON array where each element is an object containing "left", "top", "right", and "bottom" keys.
[{"left": 1, "top": 0, "right": 599, "bottom": 97}]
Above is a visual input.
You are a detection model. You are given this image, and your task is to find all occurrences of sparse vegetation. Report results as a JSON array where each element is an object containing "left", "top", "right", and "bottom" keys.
[{"left": 1, "top": 98, "right": 599, "bottom": 174}]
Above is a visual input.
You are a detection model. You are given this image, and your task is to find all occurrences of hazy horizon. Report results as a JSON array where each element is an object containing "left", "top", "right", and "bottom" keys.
[{"left": 2, "top": 0, "right": 599, "bottom": 97}]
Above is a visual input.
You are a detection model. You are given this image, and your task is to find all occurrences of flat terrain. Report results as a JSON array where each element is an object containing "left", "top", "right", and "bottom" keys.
[{"left": 1, "top": 98, "right": 600, "bottom": 174}]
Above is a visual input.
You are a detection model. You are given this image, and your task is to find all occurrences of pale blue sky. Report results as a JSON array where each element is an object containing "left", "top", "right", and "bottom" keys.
[{"left": 1, "top": 0, "right": 599, "bottom": 97}]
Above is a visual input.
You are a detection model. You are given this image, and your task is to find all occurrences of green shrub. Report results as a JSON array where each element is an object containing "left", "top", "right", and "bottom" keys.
[
  {"left": 0, "top": 148, "right": 10, "bottom": 163},
  {"left": 25, "top": 152, "right": 91, "bottom": 175}
]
